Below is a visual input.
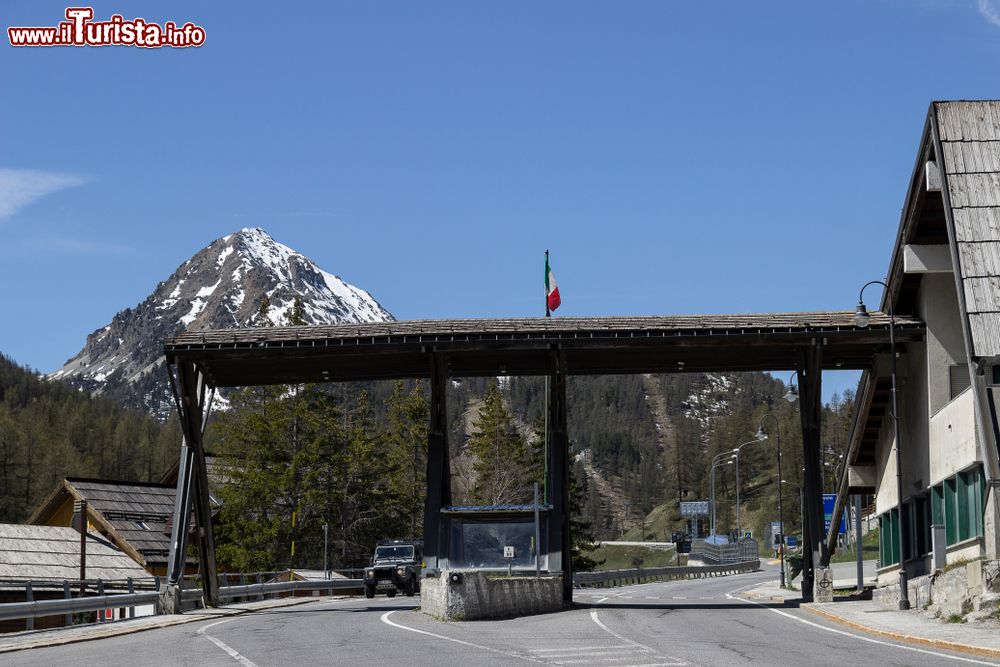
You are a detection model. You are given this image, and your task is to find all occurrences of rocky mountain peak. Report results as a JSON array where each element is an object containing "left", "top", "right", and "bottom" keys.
[{"left": 50, "top": 228, "right": 393, "bottom": 415}]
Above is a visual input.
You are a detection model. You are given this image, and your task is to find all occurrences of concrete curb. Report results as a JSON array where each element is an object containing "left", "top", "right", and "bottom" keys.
[
  {"left": 802, "top": 604, "right": 1000, "bottom": 660},
  {"left": 0, "top": 595, "right": 330, "bottom": 654},
  {"left": 740, "top": 592, "right": 790, "bottom": 604}
]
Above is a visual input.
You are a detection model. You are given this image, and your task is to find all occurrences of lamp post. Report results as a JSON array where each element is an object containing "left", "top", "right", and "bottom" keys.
[
  {"left": 854, "top": 279, "right": 910, "bottom": 610},
  {"left": 756, "top": 414, "right": 786, "bottom": 588},
  {"left": 733, "top": 439, "right": 762, "bottom": 540},
  {"left": 323, "top": 522, "right": 329, "bottom": 580},
  {"left": 710, "top": 453, "right": 736, "bottom": 538}
]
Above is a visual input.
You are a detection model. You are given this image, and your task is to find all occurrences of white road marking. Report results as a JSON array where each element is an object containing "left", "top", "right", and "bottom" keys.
[
  {"left": 196, "top": 618, "right": 258, "bottom": 667},
  {"left": 380, "top": 610, "right": 545, "bottom": 663},
  {"left": 725, "top": 589, "right": 999, "bottom": 665},
  {"left": 588, "top": 607, "right": 686, "bottom": 666}
]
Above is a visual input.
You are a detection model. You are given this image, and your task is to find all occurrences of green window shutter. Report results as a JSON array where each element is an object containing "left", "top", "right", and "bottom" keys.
[
  {"left": 957, "top": 472, "right": 971, "bottom": 541},
  {"left": 931, "top": 484, "right": 944, "bottom": 525},
  {"left": 945, "top": 477, "right": 958, "bottom": 545},
  {"left": 890, "top": 508, "right": 900, "bottom": 566},
  {"left": 965, "top": 468, "right": 983, "bottom": 539}
]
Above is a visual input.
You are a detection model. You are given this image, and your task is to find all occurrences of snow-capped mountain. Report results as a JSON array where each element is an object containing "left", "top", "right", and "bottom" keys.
[{"left": 50, "top": 227, "right": 393, "bottom": 414}]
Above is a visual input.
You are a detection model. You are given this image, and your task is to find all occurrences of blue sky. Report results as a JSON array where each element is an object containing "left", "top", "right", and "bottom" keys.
[{"left": 2, "top": 1, "right": 999, "bottom": 402}]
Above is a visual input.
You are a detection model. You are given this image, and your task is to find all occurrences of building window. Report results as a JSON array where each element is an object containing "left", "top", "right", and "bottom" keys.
[
  {"left": 880, "top": 508, "right": 900, "bottom": 566},
  {"left": 949, "top": 364, "right": 971, "bottom": 399},
  {"left": 992, "top": 365, "right": 1000, "bottom": 385}
]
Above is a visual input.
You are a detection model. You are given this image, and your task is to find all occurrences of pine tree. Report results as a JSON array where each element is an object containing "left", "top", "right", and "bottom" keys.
[{"left": 468, "top": 381, "right": 532, "bottom": 505}]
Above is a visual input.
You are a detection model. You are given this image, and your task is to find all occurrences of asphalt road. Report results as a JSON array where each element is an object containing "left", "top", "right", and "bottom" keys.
[{"left": 7, "top": 567, "right": 999, "bottom": 667}]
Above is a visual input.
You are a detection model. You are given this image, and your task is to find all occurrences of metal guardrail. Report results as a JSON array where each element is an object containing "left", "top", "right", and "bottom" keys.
[
  {"left": 0, "top": 575, "right": 364, "bottom": 629},
  {"left": 217, "top": 578, "right": 363, "bottom": 600},
  {"left": 0, "top": 592, "right": 160, "bottom": 623},
  {"left": 573, "top": 560, "right": 760, "bottom": 588}
]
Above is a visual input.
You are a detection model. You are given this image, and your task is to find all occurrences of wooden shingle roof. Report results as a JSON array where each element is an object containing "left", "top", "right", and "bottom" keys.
[
  {"left": 0, "top": 524, "right": 149, "bottom": 582},
  {"left": 936, "top": 101, "right": 1000, "bottom": 357}
]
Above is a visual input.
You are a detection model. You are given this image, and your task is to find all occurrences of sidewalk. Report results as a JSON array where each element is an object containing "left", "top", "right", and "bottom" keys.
[
  {"left": 742, "top": 580, "right": 1000, "bottom": 660},
  {"left": 0, "top": 595, "right": 328, "bottom": 654}
]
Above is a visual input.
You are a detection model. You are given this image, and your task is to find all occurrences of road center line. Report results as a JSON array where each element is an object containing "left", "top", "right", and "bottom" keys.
[
  {"left": 380, "top": 610, "right": 545, "bottom": 663},
  {"left": 725, "top": 589, "right": 997, "bottom": 665}
]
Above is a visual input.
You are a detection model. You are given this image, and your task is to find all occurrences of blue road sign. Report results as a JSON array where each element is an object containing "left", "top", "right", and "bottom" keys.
[{"left": 823, "top": 493, "right": 847, "bottom": 535}]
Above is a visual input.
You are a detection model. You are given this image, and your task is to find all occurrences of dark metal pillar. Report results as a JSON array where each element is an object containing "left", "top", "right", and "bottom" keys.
[
  {"left": 166, "top": 361, "right": 218, "bottom": 608},
  {"left": 422, "top": 352, "right": 451, "bottom": 572},
  {"left": 546, "top": 346, "right": 571, "bottom": 602},
  {"left": 798, "top": 343, "right": 824, "bottom": 602},
  {"left": 165, "top": 443, "right": 194, "bottom": 589}
]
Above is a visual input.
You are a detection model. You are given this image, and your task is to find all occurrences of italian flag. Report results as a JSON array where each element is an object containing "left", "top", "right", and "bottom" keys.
[{"left": 545, "top": 256, "right": 561, "bottom": 312}]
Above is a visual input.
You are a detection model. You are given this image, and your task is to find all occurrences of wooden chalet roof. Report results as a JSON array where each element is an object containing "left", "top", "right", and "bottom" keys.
[
  {"left": 0, "top": 524, "right": 149, "bottom": 582},
  {"left": 29, "top": 478, "right": 179, "bottom": 567},
  {"left": 165, "top": 311, "right": 924, "bottom": 387},
  {"left": 936, "top": 101, "right": 1000, "bottom": 358}
]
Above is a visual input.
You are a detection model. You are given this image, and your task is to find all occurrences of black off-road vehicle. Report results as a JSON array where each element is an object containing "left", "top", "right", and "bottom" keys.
[{"left": 363, "top": 540, "right": 422, "bottom": 598}]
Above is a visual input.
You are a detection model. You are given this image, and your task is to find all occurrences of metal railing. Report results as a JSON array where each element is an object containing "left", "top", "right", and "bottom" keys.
[
  {"left": 690, "top": 538, "right": 759, "bottom": 565},
  {"left": 0, "top": 572, "right": 365, "bottom": 631},
  {"left": 574, "top": 559, "right": 760, "bottom": 588}
]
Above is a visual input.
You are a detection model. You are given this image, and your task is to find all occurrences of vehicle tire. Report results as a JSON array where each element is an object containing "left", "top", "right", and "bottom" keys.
[
  {"left": 364, "top": 584, "right": 375, "bottom": 599},
  {"left": 405, "top": 576, "right": 416, "bottom": 597},
  {"left": 386, "top": 589, "right": 397, "bottom": 598}
]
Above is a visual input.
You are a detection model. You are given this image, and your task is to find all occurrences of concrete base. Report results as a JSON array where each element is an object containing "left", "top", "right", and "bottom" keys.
[
  {"left": 814, "top": 568, "right": 834, "bottom": 603},
  {"left": 420, "top": 571, "right": 563, "bottom": 621}
]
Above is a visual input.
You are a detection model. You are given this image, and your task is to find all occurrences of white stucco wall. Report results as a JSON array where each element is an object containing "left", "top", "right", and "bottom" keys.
[{"left": 929, "top": 387, "right": 978, "bottom": 485}]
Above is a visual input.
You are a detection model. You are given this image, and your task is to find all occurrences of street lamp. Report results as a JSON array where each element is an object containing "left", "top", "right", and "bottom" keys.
[
  {"left": 784, "top": 371, "right": 798, "bottom": 403},
  {"left": 756, "top": 413, "right": 786, "bottom": 588},
  {"left": 854, "top": 279, "right": 910, "bottom": 610},
  {"left": 733, "top": 439, "right": 762, "bottom": 541},
  {"left": 710, "top": 453, "right": 736, "bottom": 538}
]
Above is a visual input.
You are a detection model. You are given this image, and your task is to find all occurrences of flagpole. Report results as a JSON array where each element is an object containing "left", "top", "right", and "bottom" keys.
[
  {"left": 545, "top": 249, "right": 551, "bottom": 318},
  {"left": 544, "top": 249, "right": 550, "bottom": 504}
]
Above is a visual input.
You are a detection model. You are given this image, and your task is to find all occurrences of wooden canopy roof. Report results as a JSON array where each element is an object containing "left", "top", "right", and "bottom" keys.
[{"left": 165, "top": 311, "right": 924, "bottom": 387}]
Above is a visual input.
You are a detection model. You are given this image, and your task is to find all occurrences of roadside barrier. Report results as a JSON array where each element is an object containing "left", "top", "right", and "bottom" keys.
[
  {"left": 573, "top": 560, "right": 760, "bottom": 588},
  {"left": 0, "top": 572, "right": 364, "bottom": 631}
]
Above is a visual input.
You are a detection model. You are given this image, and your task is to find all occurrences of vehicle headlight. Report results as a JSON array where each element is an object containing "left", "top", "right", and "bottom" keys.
[
  {"left": 366, "top": 569, "right": 374, "bottom": 578},
  {"left": 396, "top": 567, "right": 406, "bottom": 577}
]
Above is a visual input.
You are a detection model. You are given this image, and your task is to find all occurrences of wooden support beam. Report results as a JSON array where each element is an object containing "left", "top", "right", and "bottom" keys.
[
  {"left": 178, "top": 361, "right": 219, "bottom": 608},
  {"left": 546, "top": 347, "right": 572, "bottom": 602},
  {"left": 422, "top": 352, "right": 451, "bottom": 571},
  {"left": 798, "top": 343, "right": 824, "bottom": 603}
]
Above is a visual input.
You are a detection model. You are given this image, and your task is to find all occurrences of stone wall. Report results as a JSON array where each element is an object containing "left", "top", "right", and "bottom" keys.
[
  {"left": 420, "top": 571, "right": 563, "bottom": 621},
  {"left": 875, "top": 559, "right": 1000, "bottom": 618}
]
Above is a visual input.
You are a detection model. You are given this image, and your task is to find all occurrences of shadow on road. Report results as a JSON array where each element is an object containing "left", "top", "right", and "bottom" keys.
[{"left": 579, "top": 600, "right": 799, "bottom": 611}]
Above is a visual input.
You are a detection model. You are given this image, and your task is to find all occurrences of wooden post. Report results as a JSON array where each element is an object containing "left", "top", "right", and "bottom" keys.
[
  {"left": 798, "top": 343, "right": 824, "bottom": 602},
  {"left": 422, "top": 352, "right": 451, "bottom": 571},
  {"left": 63, "top": 580, "right": 72, "bottom": 627},
  {"left": 177, "top": 361, "right": 219, "bottom": 607},
  {"left": 77, "top": 500, "right": 88, "bottom": 597},
  {"left": 25, "top": 582, "right": 33, "bottom": 631},
  {"left": 546, "top": 346, "right": 571, "bottom": 602}
]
